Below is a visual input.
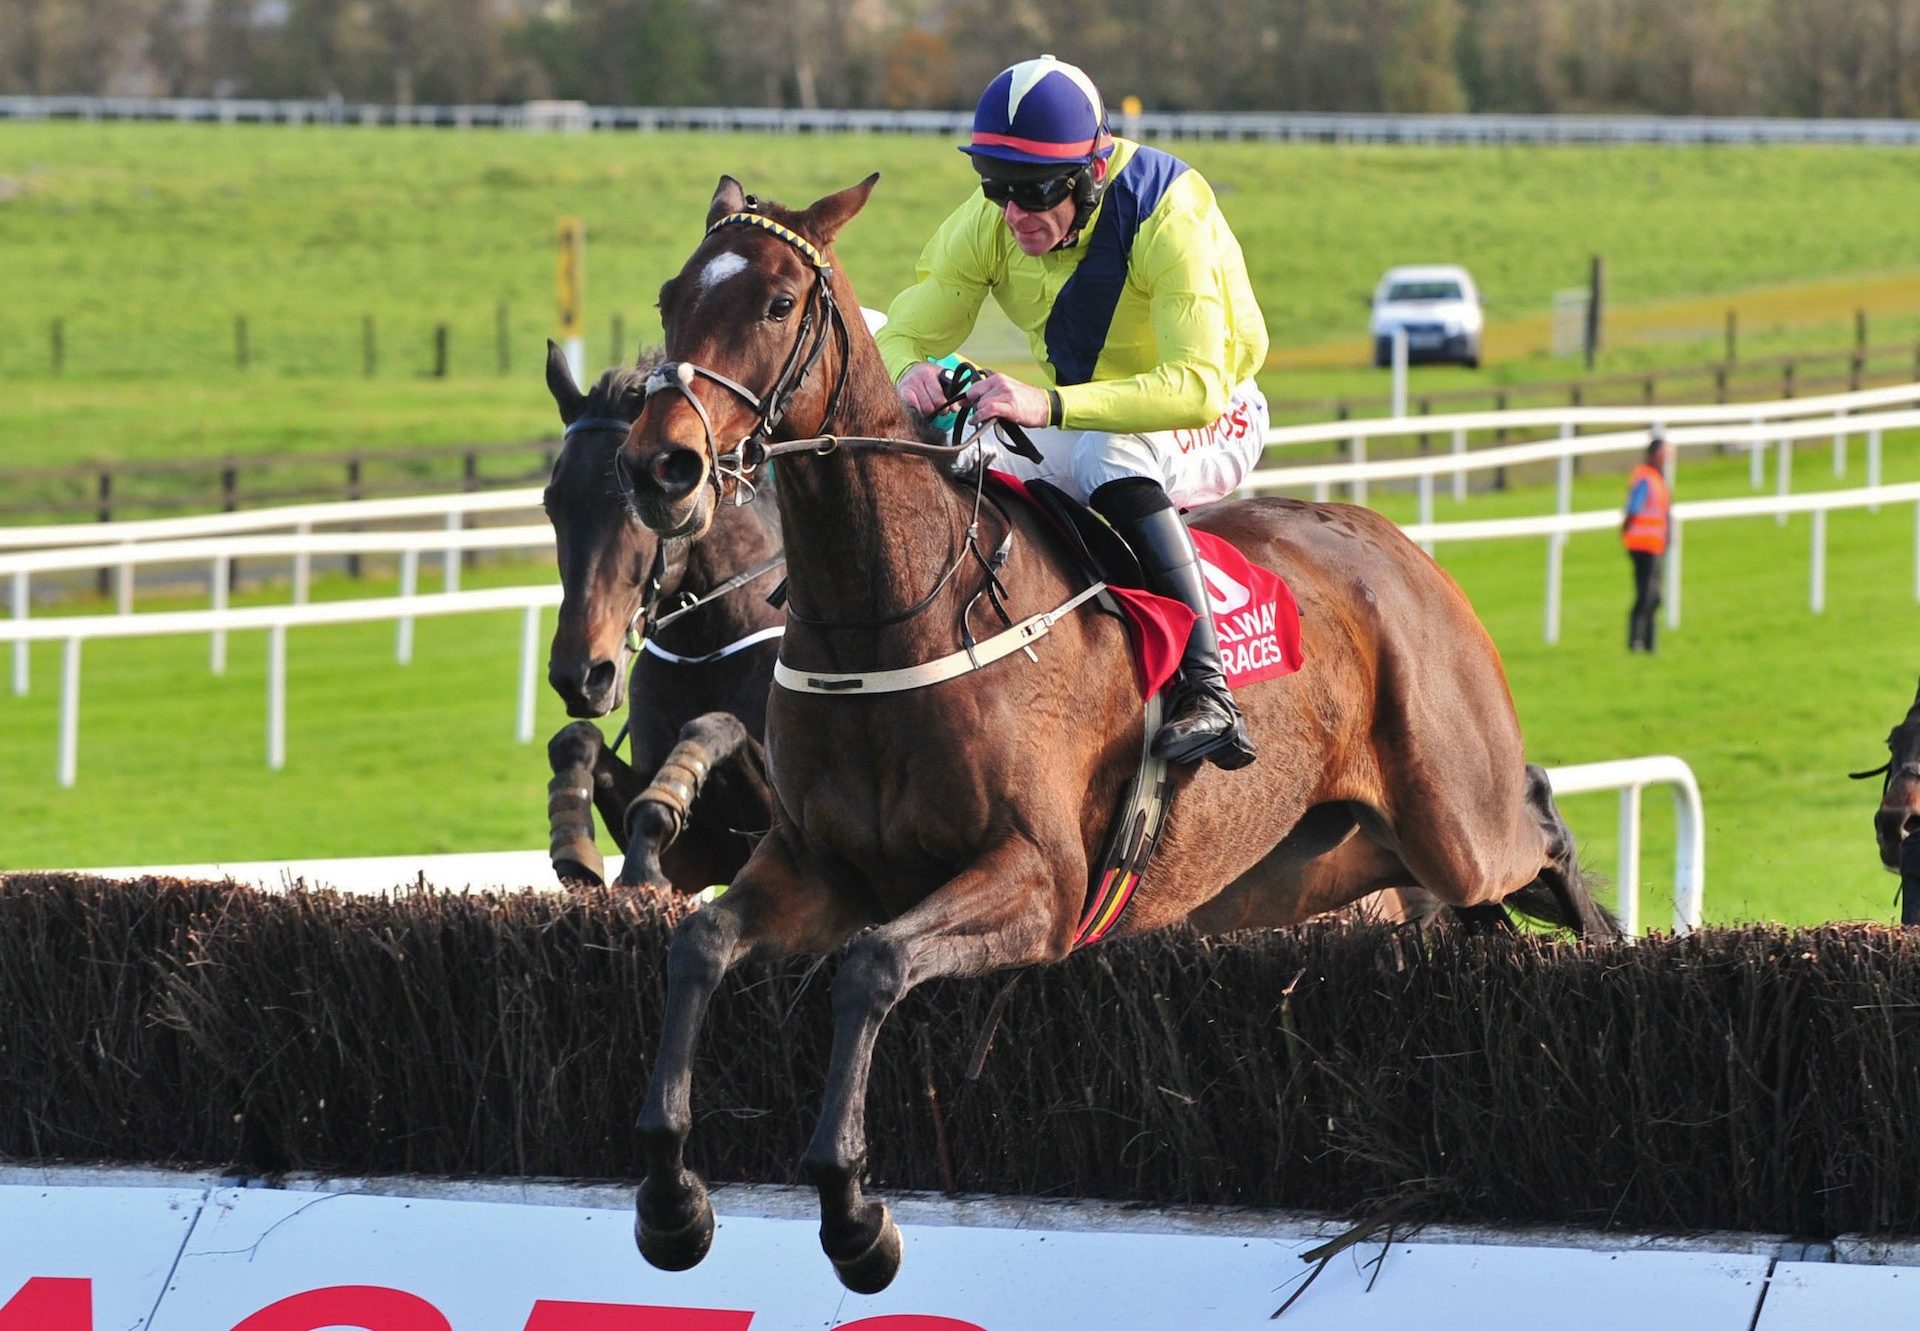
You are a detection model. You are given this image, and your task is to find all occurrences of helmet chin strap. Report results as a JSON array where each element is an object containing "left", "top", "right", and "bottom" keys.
[{"left": 1053, "top": 156, "right": 1110, "bottom": 251}]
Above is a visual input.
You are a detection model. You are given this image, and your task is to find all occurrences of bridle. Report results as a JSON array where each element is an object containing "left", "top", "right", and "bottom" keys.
[
  {"left": 562, "top": 413, "right": 692, "bottom": 647},
  {"left": 1851, "top": 725, "right": 1920, "bottom": 799},
  {"left": 632, "top": 208, "right": 852, "bottom": 510}
]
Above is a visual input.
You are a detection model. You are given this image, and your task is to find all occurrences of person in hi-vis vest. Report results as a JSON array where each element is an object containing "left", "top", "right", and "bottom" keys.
[
  {"left": 879, "top": 55, "right": 1269, "bottom": 771},
  {"left": 1621, "top": 429, "right": 1673, "bottom": 653}
]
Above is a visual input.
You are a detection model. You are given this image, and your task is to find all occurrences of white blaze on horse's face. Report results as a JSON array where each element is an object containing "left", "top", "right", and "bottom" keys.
[{"left": 696, "top": 251, "right": 749, "bottom": 295}]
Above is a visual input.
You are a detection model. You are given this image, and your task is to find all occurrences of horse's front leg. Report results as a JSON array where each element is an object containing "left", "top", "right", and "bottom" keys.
[
  {"left": 617, "top": 711, "right": 767, "bottom": 891},
  {"left": 547, "top": 720, "right": 630, "bottom": 886},
  {"left": 803, "top": 838, "right": 1071, "bottom": 1294},
  {"left": 635, "top": 836, "right": 870, "bottom": 1271}
]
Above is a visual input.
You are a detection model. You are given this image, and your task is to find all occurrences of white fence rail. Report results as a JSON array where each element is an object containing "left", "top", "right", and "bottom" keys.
[
  {"left": 1545, "top": 757, "right": 1705, "bottom": 934},
  {"left": 1, "top": 584, "right": 560, "bottom": 786},
  {"left": 14, "top": 94, "right": 1920, "bottom": 147},
  {"left": 4, "top": 523, "right": 554, "bottom": 693}
]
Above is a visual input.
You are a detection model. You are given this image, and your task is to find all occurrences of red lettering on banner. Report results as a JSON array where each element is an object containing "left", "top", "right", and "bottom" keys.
[
  {"left": 838, "top": 1319, "right": 988, "bottom": 1331},
  {"left": 524, "top": 1302, "right": 754, "bottom": 1331},
  {"left": 0, "top": 1277, "right": 91, "bottom": 1331},
  {"left": 230, "top": 1285, "right": 451, "bottom": 1331}
]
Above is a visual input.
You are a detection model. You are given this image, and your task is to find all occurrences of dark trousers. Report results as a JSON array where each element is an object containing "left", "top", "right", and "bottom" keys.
[{"left": 1628, "top": 549, "right": 1663, "bottom": 652}]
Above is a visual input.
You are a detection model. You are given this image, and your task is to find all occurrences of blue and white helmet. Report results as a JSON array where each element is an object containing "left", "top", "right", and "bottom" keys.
[{"left": 961, "top": 55, "right": 1115, "bottom": 173}]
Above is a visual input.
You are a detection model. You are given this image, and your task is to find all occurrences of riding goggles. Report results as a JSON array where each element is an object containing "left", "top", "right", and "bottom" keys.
[{"left": 980, "top": 170, "right": 1079, "bottom": 214}]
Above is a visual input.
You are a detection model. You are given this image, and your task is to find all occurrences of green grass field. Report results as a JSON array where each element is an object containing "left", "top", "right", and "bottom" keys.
[
  {"left": 10, "top": 124, "right": 1920, "bottom": 461},
  {"left": 5, "top": 121, "right": 1920, "bottom": 926}
]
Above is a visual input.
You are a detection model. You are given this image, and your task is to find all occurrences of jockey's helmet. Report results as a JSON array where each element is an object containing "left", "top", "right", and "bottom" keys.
[{"left": 961, "top": 56, "right": 1115, "bottom": 240}]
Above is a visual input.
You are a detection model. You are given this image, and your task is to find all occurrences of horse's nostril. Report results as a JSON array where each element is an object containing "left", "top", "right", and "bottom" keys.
[
  {"left": 651, "top": 447, "right": 705, "bottom": 500},
  {"left": 585, "top": 658, "right": 619, "bottom": 700}
]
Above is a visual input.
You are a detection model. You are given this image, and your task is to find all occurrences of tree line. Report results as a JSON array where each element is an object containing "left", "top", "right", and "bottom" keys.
[{"left": 5, "top": 0, "right": 1920, "bottom": 119}]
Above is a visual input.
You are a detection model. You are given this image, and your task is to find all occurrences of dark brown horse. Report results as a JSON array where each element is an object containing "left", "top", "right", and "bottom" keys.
[
  {"left": 1856, "top": 675, "right": 1920, "bottom": 923},
  {"left": 616, "top": 175, "right": 1615, "bottom": 1293},
  {"left": 541, "top": 343, "right": 783, "bottom": 892}
]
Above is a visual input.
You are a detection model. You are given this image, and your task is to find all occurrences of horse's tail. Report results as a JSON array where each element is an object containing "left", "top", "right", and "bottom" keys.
[
  {"left": 1501, "top": 871, "right": 1622, "bottom": 936},
  {"left": 1507, "top": 763, "right": 1626, "bottom": 939}
]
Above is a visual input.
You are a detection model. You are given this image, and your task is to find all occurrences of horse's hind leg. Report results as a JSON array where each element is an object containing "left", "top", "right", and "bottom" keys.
[
  {"left": 636, "top": 838, "right": 873, "bottom": 1272},
  {"left": 617, "top": 711, "right": 766, "bottom": 892},
  {"left": 803, "top": 838, "right": 1068, "bottom": 1293},
  {"left": 1514, "top": 763, "right": 1621, "bottom": 937}
]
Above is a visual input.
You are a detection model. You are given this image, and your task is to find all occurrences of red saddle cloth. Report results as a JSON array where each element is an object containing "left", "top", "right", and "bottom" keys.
[{"left": 989, "top": 473, "right": 1304, "bottom": 698}]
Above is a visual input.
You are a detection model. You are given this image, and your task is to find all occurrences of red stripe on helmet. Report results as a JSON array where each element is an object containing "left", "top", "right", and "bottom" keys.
[{"left": 970, "top": 129, "right": 1112, "bottom": 159}]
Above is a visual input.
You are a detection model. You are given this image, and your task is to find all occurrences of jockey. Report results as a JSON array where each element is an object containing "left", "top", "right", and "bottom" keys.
[{"left": 879, "top": 55, "right": 1270, "bottom": 770}]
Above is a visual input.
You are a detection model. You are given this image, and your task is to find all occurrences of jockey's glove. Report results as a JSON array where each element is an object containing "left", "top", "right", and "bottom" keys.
[{"left": 947, "top": 430, "right": 999, "bottom": 481}]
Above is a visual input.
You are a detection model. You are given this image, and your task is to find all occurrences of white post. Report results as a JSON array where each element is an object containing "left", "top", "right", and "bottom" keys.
[
  {"left": 443, "top": 511, "right": 462, "bottom": 594},
  {"left": 565, "top": 336, "right": 586, "bottom": 390},
  {"left": 517, "top": 604, "right": 540, "bottom": 743},
  {"left": 1390, "top": 325, "right": 1408, "bottom": 421},
  {"left": 1869, "top": 429, "right": 1883, "bottom": 512},
  {"left": 1748, "top": 419, "right": 1764, "bottom": 489},
  {"left": 1313, "top": 479, "right": 1330, "bottom": 502},
  {"left": 211, "top": 555, "right": 229, "bottom": 675},
  {"left": 11, "top": 570, "right": 26, "bottom": 696},
  {"left": 1832, "top": 411, "right": 1846, "bottom": 477},
  {"left": 397, "top": 549, "right": 418, "bottom": 663},
  {"left": 1417, "top": 472, "right": 1434, "bottom": 555},
  {"left": 1555, "top": 424, "right": 1574, "bottom": 519},
  {"left": 1665, "top": 517, "right": 1682, "bottom": 628},
  {"left": 1352, "top": 435, "right": 1368, "bottom": 507},
  {"left": 58, "top": 637, "right": 80, "bottom": 787},
  {"left": 116, "top": 545, "right": 134, "bottom": 615},
  {"left": 1451, "top": 428, "right": 1467, "bottom": 502},
  {"left": 1776, "top": 436, "right": 1792, "bottom": 526},
  {"left": 1811, "top": 509, "right": 1827, "bottom": 614},
  {"left": 1544, "top": 530, "right": 1564, "bottom": 645},
  {"left": 1672, "top": 779, "right": 1705, "bottom": 934},
  {"left": 267, "top": 623, "right": 287, "bottom": 770},
  {"left": 293, "top": 520, "right": 312, "bottom": 605},
  {"left": 1616, "top": 785, "right": 1643, "bottom": 936}
]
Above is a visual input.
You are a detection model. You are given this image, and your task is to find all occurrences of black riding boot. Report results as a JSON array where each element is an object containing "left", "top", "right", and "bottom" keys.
[{"left": 1098, "top": 489, "right": 1256, "bottom": 771}]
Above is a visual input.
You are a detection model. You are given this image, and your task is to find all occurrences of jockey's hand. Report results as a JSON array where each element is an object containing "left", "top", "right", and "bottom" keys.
[
  {"left": 896, "top": 362, "right": 948, "bottom": 418},
  {"left": 965, "top": 372, "right": 1052, "bottom": 429}
]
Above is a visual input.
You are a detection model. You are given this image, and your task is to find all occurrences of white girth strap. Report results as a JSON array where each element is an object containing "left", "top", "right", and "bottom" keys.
[
  {"left": 641, "top": 625, "right": 786, "bottom": 666},
  {"left": 774, "top": 582, "right": 1108, "bottom": 695}
]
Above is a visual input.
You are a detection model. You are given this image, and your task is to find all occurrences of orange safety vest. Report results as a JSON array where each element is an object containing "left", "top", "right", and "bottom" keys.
[{"left": 1622, "top": 463, "right": 1670, "bottom": 554}]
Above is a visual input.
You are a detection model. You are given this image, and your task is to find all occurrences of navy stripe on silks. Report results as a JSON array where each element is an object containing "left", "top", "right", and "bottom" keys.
[{"left": 1043, "top": 147, "right": 1190, "bottom": 387}]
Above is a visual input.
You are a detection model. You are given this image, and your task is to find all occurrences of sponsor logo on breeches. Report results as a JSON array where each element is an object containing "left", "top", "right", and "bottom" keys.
[{"left": 1172, "top": 400, "right": 1254, "bottom": 455}]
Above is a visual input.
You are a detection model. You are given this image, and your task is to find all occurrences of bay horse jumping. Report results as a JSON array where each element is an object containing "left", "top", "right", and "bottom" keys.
[
  {"left": 541, "top": 342, "right": 783, "bottom": 892},
  {"left": 1854, "top": 675, "right": 1920, "bottom": 924},
  {"left": 617, "top": 175, "right": 1616, "bottom": 1293}
]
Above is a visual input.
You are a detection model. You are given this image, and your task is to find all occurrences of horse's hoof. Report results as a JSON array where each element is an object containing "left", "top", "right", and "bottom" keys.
[
  {"left": 634, "top": 1184, "right": 715, "bottom": 1272},
  {"left": 552, "top": 854, "right": 605, "bottom": 888},
  {"left": 828, "top": 1205, "right": 902, "bottom": 1295},
  {"left": 614, "top": 852, "right": 672, "bottom": 893}
]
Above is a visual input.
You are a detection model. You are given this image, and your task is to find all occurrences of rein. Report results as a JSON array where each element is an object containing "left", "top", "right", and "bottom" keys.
[{"left": 643, "top": 210, "right": 1094, "bottom": 696}]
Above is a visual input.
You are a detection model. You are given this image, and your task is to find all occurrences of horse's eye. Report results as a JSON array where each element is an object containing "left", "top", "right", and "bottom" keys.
[{"left": 768, "top": 295, "right": 796, "bottom": 321}]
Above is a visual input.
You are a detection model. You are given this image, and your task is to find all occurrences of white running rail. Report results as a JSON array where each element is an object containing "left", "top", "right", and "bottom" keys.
[
  {"left": 1545, "top": 756, "right": 1705, "bottom": 934},
  {"left": 1, "top": 584, "right": 560, "bottom": 786}
]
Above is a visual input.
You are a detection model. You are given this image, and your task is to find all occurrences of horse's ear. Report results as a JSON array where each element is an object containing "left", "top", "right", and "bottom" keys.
[
  {"left": 707, "top": 175, "right": 747, "bottom": 231},
  {"left": 802, "top": 173, "right": 879, "bottom": 246},
  {"left": 546, "top": 339, "right": 587, "bottom": 425}
]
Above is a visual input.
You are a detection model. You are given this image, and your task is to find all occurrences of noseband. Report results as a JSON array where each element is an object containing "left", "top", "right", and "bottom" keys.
[{"left": 640, "top": 210, "right": 851, "bottom": 508}]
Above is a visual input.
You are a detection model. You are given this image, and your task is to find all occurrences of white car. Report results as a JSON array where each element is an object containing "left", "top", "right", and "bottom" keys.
[{"left": 1370, "top": 265, "right": 1483, "bottom": 369}]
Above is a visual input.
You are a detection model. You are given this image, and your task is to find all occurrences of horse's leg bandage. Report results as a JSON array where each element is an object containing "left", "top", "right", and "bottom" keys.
[
  {"left": 547, "top": 771, "right": 604, "bottom": 884},
  {"left": 628, "top": 740, "right": 716, "bottom": 844}
]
